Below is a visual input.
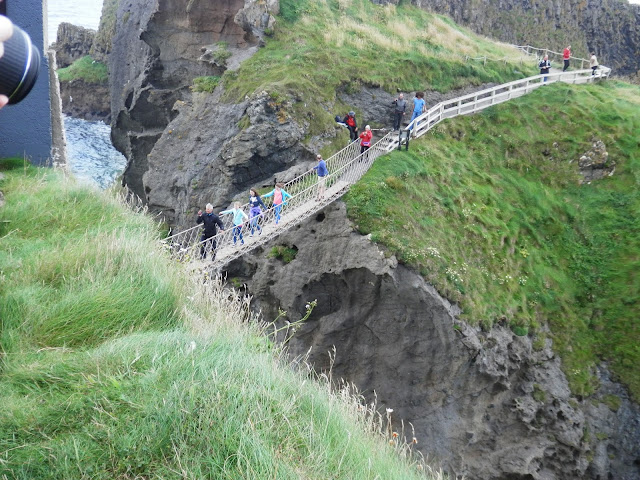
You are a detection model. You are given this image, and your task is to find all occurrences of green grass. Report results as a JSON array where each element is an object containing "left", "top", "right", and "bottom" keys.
[
  {"left": 191, "top": 75, "right": 221, "bottom": 93},
  {"left": 57, "top": 55, "right": 109, "bottom": 84},
  {"left": 0, "top": 160, "right": 441, "bottom": 479},
  {"left": 222, "top": 0, "right": 536, "bottom": 136},
  {"left": 268, "top": 245, "right": 299, "bottom": 263},
  {"left": 345, "top": 81, "right": 640, "bottom": 400}
]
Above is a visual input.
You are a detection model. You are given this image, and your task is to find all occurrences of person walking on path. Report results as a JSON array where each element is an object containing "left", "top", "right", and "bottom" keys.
[
  {"left": 313, "top": 154, "right": 329, "bottom": 201},
  {"left": 539, "top": 55, "right": 551, "bottom": 82},
  {"left": 590, "top": 52, "right": 598, "bottom": 76},
  {"left": 263, "top": 183, "right": 292, "bottom": 225},
  {"left": 359, "top": 125, "right": 373, "bottom": 159},
  {"left": 196, "top": 203, "right": 225, "bottom": 260},
  {"left": 392, "top": 93, "right": 407, "bottom": 131},
  {"left": 409, "top": 92, "right": 425, "bottom": 132},
  {"left": 248, "top": 188, "right": 266, "bottom": 236},
  {"left": 220, "top": 202, "right": 249, "bottom": 245},
  {"left": 563, "top": 45, "right": 571, "bottom": 72},
  {"left": 343, "top": 111, "right": 358, "bottom": 141}
]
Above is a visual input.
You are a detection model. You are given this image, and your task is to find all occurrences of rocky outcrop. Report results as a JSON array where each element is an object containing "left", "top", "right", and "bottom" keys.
[
  {"left": 59, "top": 80, "right": 111, "bottom": 122},
  {"left": 578, "top": 139, "right": 615, "bottom": 183},
  {"left": 109, "top": 0, "right": 279, "bottom": 204},
  {"left": 52, "top": 23, "right": 95, "bottom": 68},
  {"left": 376, "top": 0, "right": 640, "bottom": 75},
  {"left": 225, "top": 201, "right": 640, "bottom": 480}
]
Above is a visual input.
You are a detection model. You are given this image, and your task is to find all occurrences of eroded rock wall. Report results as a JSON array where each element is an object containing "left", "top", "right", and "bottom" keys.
[
  {"left": 225, "top": 202, "right": 640, "bottom": 480},
  {"left": 109, "top": 0, "right": 279, "bottom": 203}
]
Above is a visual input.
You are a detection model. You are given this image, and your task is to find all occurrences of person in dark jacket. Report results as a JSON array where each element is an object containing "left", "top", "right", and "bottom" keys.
[
  {"left": 343, "top": 111, "right": 358, "bottom": 141},
  {"left": 196, "top": 203, "right": 225, "bottom": 259},
  {"left": 539, "top": 55, "right": 551, "bottom": 82},
  {"left": 392, "top": 93, "right": 407, "bottom": 131}
]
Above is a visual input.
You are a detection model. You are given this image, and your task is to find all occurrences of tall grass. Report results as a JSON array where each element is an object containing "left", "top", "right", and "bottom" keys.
[
  {"left": 0, "top": 160, "right": 442, "bottom": 479},
  {"left": 345, "top": 81, "right": 640, "bottom": 400}
]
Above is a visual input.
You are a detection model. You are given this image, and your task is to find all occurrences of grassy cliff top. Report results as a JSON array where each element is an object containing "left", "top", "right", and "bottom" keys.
[
  {"left": 222, "top": 0, "right": 536, "bottom": 133},
  {"left": 0, "top": 159, "right": 440, "bottom": 479},
  {"left": 345, "top": 81, "right": 640, "bottom": 400},
  {"left": 57, "top": 55, "right": 109, "bottom": 84}
]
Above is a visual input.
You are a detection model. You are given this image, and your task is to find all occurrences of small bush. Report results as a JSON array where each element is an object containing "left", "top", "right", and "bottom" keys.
[
  {"left": 268, "top": 245, "right": 298, "bottom": 263},
  {"left": 57, "top": 56, "right": 108, "bottom": 84},
  {"left": 191, "top": 76, "right": 221, "bottom": 93}
]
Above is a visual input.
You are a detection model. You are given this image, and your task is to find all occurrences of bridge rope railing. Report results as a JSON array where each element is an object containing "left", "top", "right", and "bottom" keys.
[{"left": 163, "top": 49, "right": 610, "bottom": 268}]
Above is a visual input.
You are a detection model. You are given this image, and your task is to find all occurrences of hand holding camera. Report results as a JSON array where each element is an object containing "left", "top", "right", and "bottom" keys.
[{"left": 0, "top": 8, "right": 41, "bottom": 107}]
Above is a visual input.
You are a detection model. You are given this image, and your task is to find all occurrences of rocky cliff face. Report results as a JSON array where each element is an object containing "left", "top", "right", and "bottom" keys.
[
  {"left": 225, "top": 201, "right": 640, "bottom": 480},
  {"left": 52, "top": 22, "right": 95, "bottom": 68},
  {"left": 109, "top": 0, "right": 279, "bottom": 205},
  {"left": 375, "top": 0, "right": 640, "bottom": 75},
  {"left": 52, "top": 23, "right": 110, "bottom": 122}
]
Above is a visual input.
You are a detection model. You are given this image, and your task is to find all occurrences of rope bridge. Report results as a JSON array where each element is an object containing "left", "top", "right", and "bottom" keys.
[{"left": 162, "top": 55, "right": 610, "bottom": 270}]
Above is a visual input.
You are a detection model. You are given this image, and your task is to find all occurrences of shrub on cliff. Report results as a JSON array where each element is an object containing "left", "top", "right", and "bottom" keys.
[
  {"left": 0, "top": 160, "right": 443, "bottom": 479},
  {"left": 57, "top": 55, "right": 108, "bottom": 84}
]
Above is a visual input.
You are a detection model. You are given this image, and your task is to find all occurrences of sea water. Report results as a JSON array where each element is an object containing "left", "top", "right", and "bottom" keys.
[{"left": 48, "top": 0, "right": 127, "bottom": 189}]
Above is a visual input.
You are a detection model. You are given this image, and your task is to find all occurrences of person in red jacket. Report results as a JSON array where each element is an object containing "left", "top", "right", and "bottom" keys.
[
  {"left": 342, "top": 111, "right": 358, "bottom": 141},
  {"left": 563, "top": 45, "right": 571, "bottom": 72},
  {"left": 359, "top": 125, "right": 373, "bottom": 159}
]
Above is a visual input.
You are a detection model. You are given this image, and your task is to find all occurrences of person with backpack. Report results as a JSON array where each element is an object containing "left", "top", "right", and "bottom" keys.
[
  {"left": 539, "top": 55, "right": 551, "bottom": 82},
  {"left": 392, "top": 93, "right": 407, "bottom": 131},
  {"left": 343, "top": 111, "right": 358, "bottom": 141}
]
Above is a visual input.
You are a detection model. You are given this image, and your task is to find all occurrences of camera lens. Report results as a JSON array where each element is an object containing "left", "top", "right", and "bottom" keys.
[{"left": 0, "top": 23, "right": 40, "bottom": 104}]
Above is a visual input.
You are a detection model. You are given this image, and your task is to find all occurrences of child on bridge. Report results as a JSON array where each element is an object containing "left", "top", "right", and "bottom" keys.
[
  {"left": 263, "top": 183, "right": 292, "bottom": 225},
  {"left": 220, "top": 202, "right": 249, "bottom": 245}
]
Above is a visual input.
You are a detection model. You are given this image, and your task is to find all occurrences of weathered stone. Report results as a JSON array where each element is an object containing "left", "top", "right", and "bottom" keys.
[
  {"left": 110, "top": 0, "right": 278, "bottom": 201},
  {"left": 59, "top": 79, "right": 110, "bottom": 122},
  {"left": 578, "top": 139, "right": 615, "bottom": 183},
  {"left": 52, "top": 22, "right": 95, "bottom": 68}
]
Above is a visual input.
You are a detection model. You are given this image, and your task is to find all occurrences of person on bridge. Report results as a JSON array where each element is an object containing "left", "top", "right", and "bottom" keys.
[
  {"left": 196, "top": 204, "right": 225, "bottom": 260},
  {"left": 343, "top": 111, "right": 358, "bottom": 141},
  {"left": 359, "top": 125, "right": 373, "bottom": 159},
  {"left": 248, "top": 188, "right": 266, "bottom": 236},
  {"left": 263, "top": 183, "right": 292, "bottom": 225},
  {"left": 409, "top": 92, "right": 425, "bottom": 131},
  {"left": 563, "top": 45, "right": 571, "bottom": 72},
  {"left": 590, "top": 52, "right": 598, "bottom": 76},
  {"left": 313, "top": 154, "right": 328, "bottom": 201},
  {"left": 539, "top": 55, "right": 551, "bottom": 82},
  {"left": 221, "top": 202, "right": 249, "bottom": 245},
  {"left": 392, "top": 93, "right": 407, "bottom": 131}
]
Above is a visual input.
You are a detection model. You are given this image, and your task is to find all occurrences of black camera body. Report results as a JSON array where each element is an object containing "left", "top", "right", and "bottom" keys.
[{"left": 0, "top": 18, "right": 40, "bottom": 104}]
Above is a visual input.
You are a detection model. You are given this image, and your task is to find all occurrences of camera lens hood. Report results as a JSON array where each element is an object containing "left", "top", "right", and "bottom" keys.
[{"left": 0, "top": 24, "right": 40, "bottom": 104}]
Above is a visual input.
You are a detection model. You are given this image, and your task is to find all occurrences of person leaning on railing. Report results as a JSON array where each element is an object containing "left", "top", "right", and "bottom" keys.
[
  {"left": 263, "top": 183, "right": 292, "bottom": 225},
  {"left": 590, "top": 52, "right": 598, "bottom": 76},
  {"left": 539, "top": 55, "right": 551, "bottom": 82}
]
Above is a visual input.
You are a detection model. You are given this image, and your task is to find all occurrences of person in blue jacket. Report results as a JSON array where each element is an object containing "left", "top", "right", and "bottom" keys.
[
  {"left": 313, "top": 154, "right": 329, "bottom": 201},
  {"left": 220, "top": 202, "right": 249, "bottom": 245},
  {"left": 409, "top": 92, "right": 425, "bottom": 131},
  {"left": 263, "top": 183, "right": 292, "bottom": 225},
  {"left": 248, "top": 188, "right": 267, "bottom": 236}
]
